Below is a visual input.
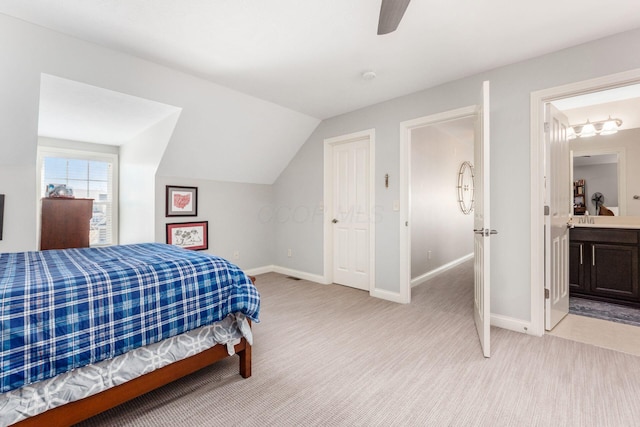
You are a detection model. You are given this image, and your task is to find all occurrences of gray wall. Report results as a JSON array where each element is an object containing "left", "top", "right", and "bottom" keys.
[
  {"left": 155, "top": 176, "right": 274, "bottom": 270},
  {"left": 272, "top": 27, "right": 640, "bottom": 322},
  {"left": 411, "top": 125, "right": 474, "bottom": 279},
  {"left": 3, "top": 10, "right": 640, "bottom": 324}
]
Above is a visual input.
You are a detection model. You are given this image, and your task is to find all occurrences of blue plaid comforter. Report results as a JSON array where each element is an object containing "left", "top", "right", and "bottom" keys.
[{"left": 0, "top": 243, "right": 260, "bottom": 393}]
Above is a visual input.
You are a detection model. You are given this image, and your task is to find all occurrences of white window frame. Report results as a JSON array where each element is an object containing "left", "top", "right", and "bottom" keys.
[{"left": 36, "top": 145, "right": 119, "bottom": 247}]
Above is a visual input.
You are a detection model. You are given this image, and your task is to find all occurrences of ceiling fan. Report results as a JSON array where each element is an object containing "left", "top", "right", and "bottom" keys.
[{"left": 377, "top": 0, "right": 411, "bottom": 35}]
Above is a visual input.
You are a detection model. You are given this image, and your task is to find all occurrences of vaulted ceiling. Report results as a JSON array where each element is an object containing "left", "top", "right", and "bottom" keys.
[
  {"left": 2, "top": 0, "right": 640, "bottom": 120},
  {"left": 3, "top": 1, "right": 640, "bottom": 186}
]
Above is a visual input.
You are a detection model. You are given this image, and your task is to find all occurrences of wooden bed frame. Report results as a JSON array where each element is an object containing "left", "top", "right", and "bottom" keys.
[{"left": 14, "top": 335, "right": 251, "bottom": 427}]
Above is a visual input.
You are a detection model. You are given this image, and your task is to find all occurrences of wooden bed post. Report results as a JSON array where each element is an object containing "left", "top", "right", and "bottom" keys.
[
  {"left": 239, "top": 316, "right": 252, "bottom": 378},
  {"left": 239, "top": 340, "right": 252, "bottom": 378}
]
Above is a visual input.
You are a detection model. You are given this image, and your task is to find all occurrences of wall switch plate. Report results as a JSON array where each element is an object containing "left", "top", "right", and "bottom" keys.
[{"left": 288, "top": 249, "right": 292, "bottom": 257}]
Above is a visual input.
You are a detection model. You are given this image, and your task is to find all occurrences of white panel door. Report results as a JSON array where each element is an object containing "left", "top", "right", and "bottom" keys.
[
  {"left": 333, "top": 138, "right": 370, "bottom": 290},
  {"left": 473, "top": 81, "right": 491, "bottom": 358},
  {"left": 545, "top": 103, "right": 571, "bottom": 330}
]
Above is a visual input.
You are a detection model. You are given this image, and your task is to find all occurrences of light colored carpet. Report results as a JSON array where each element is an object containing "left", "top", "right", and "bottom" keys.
[{"left": 78, "top": 261, "right": 640, "bottom": 426}]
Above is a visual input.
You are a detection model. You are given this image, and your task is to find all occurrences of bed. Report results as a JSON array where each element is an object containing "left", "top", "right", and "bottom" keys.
[{"left": 0, "top": 243, "right": 260, "bottom": 426}]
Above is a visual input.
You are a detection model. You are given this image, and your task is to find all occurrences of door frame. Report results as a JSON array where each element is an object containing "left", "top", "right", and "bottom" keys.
[
  {"left": 529, "top": 68, "right": 640, "bottom": 336},
  {"left": 323, "top": 129, "right": 376, "bottom": 293},
  {"left": 399, "top": 105, "right": 478, "bottom": 304}
]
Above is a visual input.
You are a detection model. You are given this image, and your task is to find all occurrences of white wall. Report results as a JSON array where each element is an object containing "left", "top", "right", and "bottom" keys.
[
  {"left": 0, "top": 13, "right": 317, "bottom": 254},
  {"left": 272, "top": 27, "right": 640, "bottom": 323},
  {"left": 120, "top": 111, "right": 181, "bottom": 244},
  {"left": 411, "top": 125, "right": 474, "bottom": 279}
]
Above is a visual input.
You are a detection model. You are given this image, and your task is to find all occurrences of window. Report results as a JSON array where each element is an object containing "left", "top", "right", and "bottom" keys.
[{"left": 38, "top": 146, "right": 118, "bottom": 246}]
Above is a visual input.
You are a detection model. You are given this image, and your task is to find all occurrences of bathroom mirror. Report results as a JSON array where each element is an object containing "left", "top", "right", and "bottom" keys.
[
  {"left": 457, "top": 161, "right": 475, "bottom": 215},
  {"left": 571, "top": 147, "right": 627, "bottom": 216}
]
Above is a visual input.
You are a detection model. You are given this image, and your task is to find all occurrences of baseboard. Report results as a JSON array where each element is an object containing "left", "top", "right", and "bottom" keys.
[
  {"left": 411, "top": 253, "right": 474, "bottom": 287},
  {"left": 245, "top": 265, "right": 328, "bottom": 284},
  {"left": 490, "top": 313, "right": 534, "bottom": 335},
  {"left": 370, "top": 288, "right": 407, "bottom": 304},
  {"left": 272, "top": 266, "right": 327, "bottom": 284},
  {"left": 243, "top": 265, "right": 274, "bottom": 277}
]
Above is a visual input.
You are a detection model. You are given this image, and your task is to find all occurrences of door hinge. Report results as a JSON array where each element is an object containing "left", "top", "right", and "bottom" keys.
[
  {"left": 544, "top": 205, "right": 550, "bottom": 216},
  {"left": 544, "top": 122, "right": 550, "bottom": 133},
  {"left": 544, "top": 288, "right": 550, "bottom": 299}
]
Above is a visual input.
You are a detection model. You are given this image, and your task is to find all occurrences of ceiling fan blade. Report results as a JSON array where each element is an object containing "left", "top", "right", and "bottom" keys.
[{"left": 377, "top": 0, "right": 411, "bottom": 35}]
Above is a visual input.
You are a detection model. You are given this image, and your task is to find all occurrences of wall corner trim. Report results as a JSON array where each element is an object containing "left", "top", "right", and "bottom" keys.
[
  {"left": 491, "top": 313, "right": 536, "bottom": 336},
  {"left": 370, "top": 288, "right": 407, "bottom": 304}
]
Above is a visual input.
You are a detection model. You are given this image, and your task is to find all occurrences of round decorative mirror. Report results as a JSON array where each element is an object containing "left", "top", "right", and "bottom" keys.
[{"left": 457, "top": 161, "right": 475, "bottom": 215}]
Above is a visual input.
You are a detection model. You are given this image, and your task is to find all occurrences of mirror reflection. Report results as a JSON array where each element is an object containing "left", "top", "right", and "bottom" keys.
[
  {"left": 572, "top": 152, "right": 620, "bottom": 216},
  {"left": 553, "top": 84, "right": 640, "bottom": 218}
]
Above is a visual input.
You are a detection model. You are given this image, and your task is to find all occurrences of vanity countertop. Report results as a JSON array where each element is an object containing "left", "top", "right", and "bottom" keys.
[{"left": 572, "top": 216, "right": 640, "bottom": 229}]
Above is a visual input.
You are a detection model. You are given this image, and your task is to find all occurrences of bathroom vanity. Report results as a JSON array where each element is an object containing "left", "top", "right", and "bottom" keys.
[{"left": 570, "top": 218, "right": 640, "bottom": 307}]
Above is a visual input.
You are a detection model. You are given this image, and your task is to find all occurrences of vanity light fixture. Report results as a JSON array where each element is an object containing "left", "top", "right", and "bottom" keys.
[{"left": 568, "top": 116, "right": 622, "bottom": 139}]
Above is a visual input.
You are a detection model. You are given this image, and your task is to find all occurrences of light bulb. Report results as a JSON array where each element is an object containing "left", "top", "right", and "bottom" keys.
[
  {"left": 580, "top": 122, "right": 596, "bottom": 138},
  {"left": 600, "top": 118, "right": 619, "bottom": 135}
]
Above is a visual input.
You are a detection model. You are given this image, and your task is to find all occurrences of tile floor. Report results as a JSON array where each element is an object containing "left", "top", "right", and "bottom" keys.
[{"left": 548, "top": 313, "right": 640, "bottom": 357}]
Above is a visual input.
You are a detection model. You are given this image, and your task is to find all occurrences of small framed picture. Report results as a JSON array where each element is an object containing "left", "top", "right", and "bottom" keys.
[
  {"left": 166, "top": 221, "right": 208, "bottom": 251},
  {"left": 166, "top": 185, "right": 198, "bottom": 217}
]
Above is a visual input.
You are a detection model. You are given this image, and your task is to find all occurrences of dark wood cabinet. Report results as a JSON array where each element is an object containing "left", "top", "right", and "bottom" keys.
[
  {"left": 41, "top": 198, "right": 93, "bottom": 250},
  {"left": 569, "top": 241, "right": 587, "bottom": 293},
  {"left": 570, "top": 227, "right": 640, "bottom": 306},
  {"left": 591, "top": 243, "right": 639, "bottom": 300}
]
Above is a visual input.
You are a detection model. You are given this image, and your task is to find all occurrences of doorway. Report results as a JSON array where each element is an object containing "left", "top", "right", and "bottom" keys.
[
  {"left": 400, "top": 82, "right": 492, "bottom": 357},
  {"left": 400, "top": 106, "right": 478, "bottom": 304},
  {"left": 531, "top": 68, "right": 640, "bottom": 339},
  {"left": 409, "top": 118, "right": 475, "bottom": 288}
]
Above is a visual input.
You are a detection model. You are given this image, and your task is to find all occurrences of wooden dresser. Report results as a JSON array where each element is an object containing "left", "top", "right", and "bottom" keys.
[{"left": 40, "top": 198, "right": 93, "bottom": 250}]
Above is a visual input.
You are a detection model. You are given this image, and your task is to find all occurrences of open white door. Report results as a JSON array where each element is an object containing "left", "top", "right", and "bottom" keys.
[
  {"left": 545, "top": 103, "right": 571, "bottom": 330},
  {"left": 473, "top": 81, "right": 492, "bottom": 358}
]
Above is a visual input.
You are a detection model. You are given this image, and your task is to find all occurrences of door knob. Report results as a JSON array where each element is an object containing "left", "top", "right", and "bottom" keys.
[
  {"left": 474, "top": 228, "right": 498, "bottom": 236},
  {"left": 332, "top": 218, "right": 339, "bottom": 224}
]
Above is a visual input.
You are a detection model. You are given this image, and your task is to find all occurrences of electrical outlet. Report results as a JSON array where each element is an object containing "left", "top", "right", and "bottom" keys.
[
  {"left": 287, "top": 249, "right": 292, "bottom": 257},
  {"left": 233, "top": 250, "right": 240, "bottom": 259}
]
